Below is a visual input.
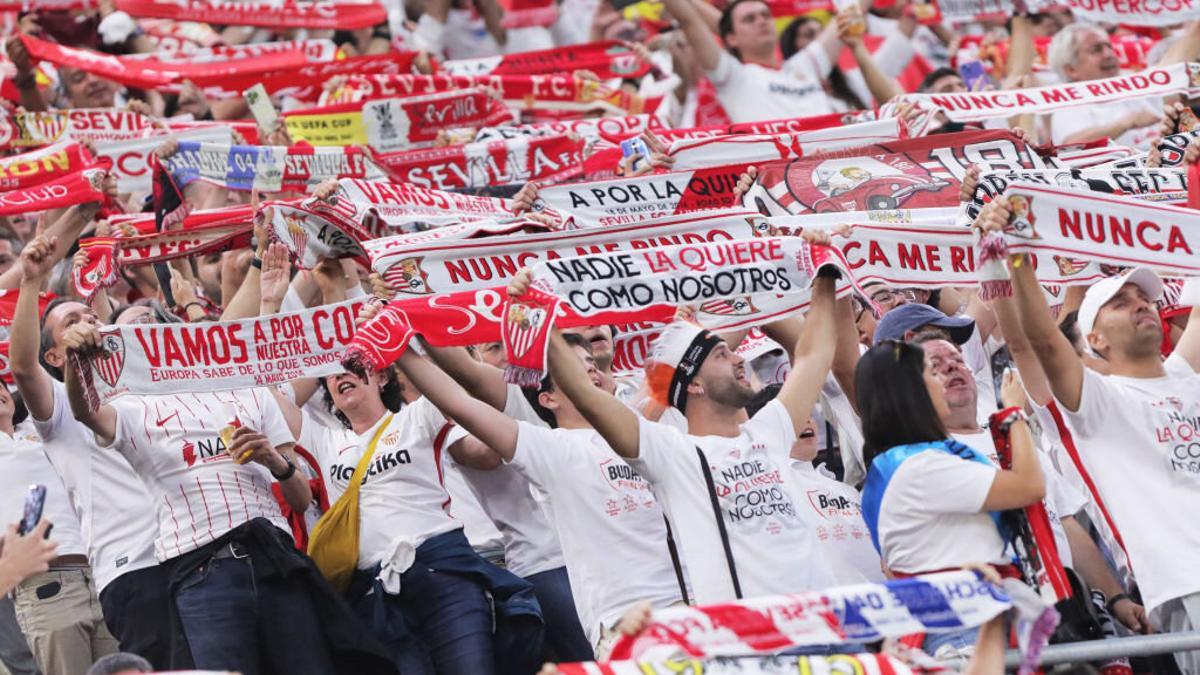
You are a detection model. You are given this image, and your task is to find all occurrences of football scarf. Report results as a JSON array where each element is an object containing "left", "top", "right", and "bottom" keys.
[
  {"left": 441, "top": 41, "right": 651, "bottom": 80},
  {"left": 997, "top": 182, "right": 1200, "bottom": 279},
  {"left": 0, "top": 141, "right": 95, "bottom": 191},
  {"left": 963, "top": 167, "right": 1188, "bottom": 223},
  {"left": 72, "top": 299, "right": 367, "bottom": 408},
  {"left": 371, "top": 134, "right": 584, "bottom": 190},
  {"left": 323, "top": 73, "right": 650, "bottom": 116},
  {"left": 1104, "top": 127, "right": 1200, "bottom": 169},
  {"left": 114, "top": 0, "right": 387, "bottom": 30},
  {"left": 5, "top": 108, "right": 157, "bottom": 149},
  {"left": 536, "top": 167, "right": 747, "bottom": 228},
  {"left": 743, "top": 130, "right": 1053, "bottom": 216},
  {"left": 666, "top": 118, "right": 906, "bottom": 171},
  {"left": 367, "top": 210, "right": 767, "bottom": 298},
  {"left": 161, "top": 141, "right": 386, "bottom": 193},
  {"left": 0, "top": 165, "right": 110, "bottom": 215},
  {"left": 899, "top": 62, "right": 1200, "bottom": 123},
  {"left": 603, "top": 570, "right": 1026, "bottom": 659},
  {"left": 73, "top": 218, "right": 253, "bottom": 300},
  {"left": 96, "top": 125, "right": 233, "bottom": 193},
  {"left": 556, "top": 653, "right": 931, "bottom": 675},
  {"left": 284, "top": 89, "right": 513, "bottom": 152},
  {"left": 1042, "top": 0, "right": 1200, "bottom": 26}
]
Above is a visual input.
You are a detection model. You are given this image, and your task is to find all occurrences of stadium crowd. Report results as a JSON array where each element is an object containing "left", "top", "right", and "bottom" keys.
[{"left": 0, "top": 0, "right": 1197, "bottom": 673}]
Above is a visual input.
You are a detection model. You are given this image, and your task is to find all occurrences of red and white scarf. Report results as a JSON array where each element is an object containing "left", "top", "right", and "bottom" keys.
[
  {"left": 73, "top": 298, "right": 366, "bottom": 408},
  {"left": 285, "top": 89, "right": 513, "bottom": 152},
  {"left": 899, "top": 62, "right": 1200, "bottom": 123},
  {"left": 744, "top": 130, "right": 1052, "bottom": 216},
  {"left": 4, "top": 108, "right": 158, "bottom": 149},
  {"left": 442, "top": 41, "right": 651, "bottom": 80},
  {"left": 371, "top": 134, "right": 584, "bottom": 191},
  {"left": 162, "top": 142, "right": 386, "bottom": 193},
  {"left": 96, "top": 125, "right": 233, "bottom": 193},
  {"left": 322, "top": 73, "right": 650, "bottom": 116},
  {"left": 1033, "top": 0, "right": 1200, "bottom": 26},
  {"left": 0, "top": 165, "right": 110, "bottom": 215},
  {"left": 0, "top": 141, "right": 95, "bottom": 191},
  {"left": 366, "top": 209, "right": 767, "bottom": 297},
  {"left": 666, "top": 118, "right": 906, "bottom": 171},
  {"left": 989, "top": 182, "right": 1200, "bottom": 288},
  {"left": 1104, "top": 127, "right": 1200, "bottom": 169},
  {"left": 114, "top": 0, "right": 387, "bottom": 30},
  {"left": 964, "top": 167, "right": 1188, "bottom": 223},
  {"left": 536, "top": 167, "right": 747, "bottom": 228},
  {"left": 557, "top": 653, "right": 933, "bottom": 675},
  {"left": 310, "top": 177, "right": 556, "bottom": 230},
  {"left": 73, "top": 217, "right": 253, "bottom": 300}
]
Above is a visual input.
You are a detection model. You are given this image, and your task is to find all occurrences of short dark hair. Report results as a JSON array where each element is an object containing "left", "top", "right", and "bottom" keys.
[
  {"left": 855, "top": 340, "right": 948, "bottom": 467},
  {"left": 523, "top": 333, "right": 591, "bottom": 428},
  {"left": 918, "top": 67, "right": 961, "bottom": 93},
  {"left": 718, "top": 0, "right": 768, "bottom": 57},
  {"left": 38, "top": 296, "right": 80, "bottom": 382}
]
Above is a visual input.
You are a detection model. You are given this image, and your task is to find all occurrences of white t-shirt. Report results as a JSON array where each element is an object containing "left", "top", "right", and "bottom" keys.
[
  {"left": 706, "top": 48, "right": 833, "bottom": 124},
  {"left": 875, "top": 448, "right": 1004, "bottom": 574},
  {"left": 512, "top": 423, "right": 685, "bottom": 642},
  {"left": 1060, "top": 354, "right": 1200, "bottom": 615},
  {"left": 0, "top": 425, "right": 86, "bottom": 558},
  {"left": 1049, "top": 97, "right": 1160, "bottom": 149},
  {"left": 299, "top": 397, "right": 462, "bottom": 569},
  {"left": 441, "top": 456, "right": 506, "bottom": 555},
  {"left": 32, "top": 381, "right": 157, "bottom": 590},
  {"left": 789, "top": 461, "right": 883, "bottom": 582},
  {"left": 633, "top": 400, "right": 834, "bottom": 603},
  {"left": 109, "top": 389, "right": 294, "bottom": 561},
  {"left": 453, "top": 459, "right": 563, "bottom": 578}
]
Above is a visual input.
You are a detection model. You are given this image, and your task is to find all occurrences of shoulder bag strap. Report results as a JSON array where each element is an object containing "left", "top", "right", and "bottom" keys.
[
  {"left": 695, "top": 446, "right": 742, "bottom": 599},
  {"left": 662, "top": 515, "right": 690, "bottom": 605}
]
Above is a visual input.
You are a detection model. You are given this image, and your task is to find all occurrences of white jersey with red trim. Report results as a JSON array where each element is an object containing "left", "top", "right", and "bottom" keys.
[
  {"left": 299, "top": 396, "right": 462, "bottom": 569},
  {"left": 108, "top": 389, "right": 295, "bottom": 561}
]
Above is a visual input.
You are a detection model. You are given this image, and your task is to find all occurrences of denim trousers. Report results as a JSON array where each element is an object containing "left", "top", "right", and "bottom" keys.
[
  {"left": 524, "top": 567, "right": 594, "bottom": 662},
  {"left": 100, "top": 564, "right": 192, "bottom": 670},
  {"left": 174, "top": 555, "right": 334, "bottom": 675},
  {"left": 355, "top": 568, "right": 496, "bottom": 675}
]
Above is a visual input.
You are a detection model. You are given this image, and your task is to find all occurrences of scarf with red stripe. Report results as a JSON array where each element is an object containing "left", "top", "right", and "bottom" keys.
[
  {"left": 0, "top": 142, "right": 95, "bottom": 190},
  {"left": 114, "top": 0, "right": 387, "bottom": 29},
  {"left": 371, "top": 134, "right": 584, "bottom": 191},
  {"left": 442, "top": 41, "right": 650, "bottom": 80},
  {"left": 0, "top": 164, "right": 110, "bottom": 215}
]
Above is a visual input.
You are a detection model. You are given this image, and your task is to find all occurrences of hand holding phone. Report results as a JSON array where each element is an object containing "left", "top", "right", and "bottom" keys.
[{"left": 620, "top": 137, "right": 651, "bottom": 173}]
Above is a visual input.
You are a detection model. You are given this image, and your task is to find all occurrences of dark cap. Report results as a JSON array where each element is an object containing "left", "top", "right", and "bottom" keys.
[{"left": 872, "top": 303, "right": 975, "bottom": 345}]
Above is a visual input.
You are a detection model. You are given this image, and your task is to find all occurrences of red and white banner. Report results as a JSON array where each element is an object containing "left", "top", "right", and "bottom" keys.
[
  {"left": 371, "top": 134, "right": 584, "bottom": 190},
  {"left": 557, "top": 653, "right": 931, "bottom": 675},
  {"left": 666, "top": 118, "right": 905, "bottom": 171},
  {"left": 307, "top": 178, "right": 545, "bottom": 230},
  {"left": 744, "top": 130, "right": 1053, "bottom": 215},
  {"left": 74, "top": 299, "right": 367, "bottom": 406},
  {"left": 442, "top": 41, "right": 651, "bottom": 80},
  {"left": 1034, "top": 0, "right": 1200, "bottom": 26},
  {"left": 1001, "top": 182, "right": 1200, "bottom": 277},
  {"left": 115, "top": 0, "right": 387, "bottom": 29},
  {"left": 366, "top": 210, "right": 767, "bottom": 297},
  {"left": 0, "top": 142, "right": 95, "bottom": 191},
  {"left": 899, "top": 62, "right": 1200, "bottom": 123},
  {"left": 536, "top": 167, "right": 746, "bottom": 227}
]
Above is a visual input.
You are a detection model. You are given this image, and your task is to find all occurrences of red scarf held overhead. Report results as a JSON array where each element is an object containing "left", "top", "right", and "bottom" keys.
[
  {"left": 442, "top": 40, "right": 651, "bottom": 80},
  {"left": 115, "top": 0, "right": 387, "bottom": 30},
  {"left": 0, "top": 142, "right": 95, "bottom": 191},
  {"left": 0, "top": 164, "right": 110, "bottom": 216},
  {"left": 371, "top": 134, "right": 585, "bottom": 191}
]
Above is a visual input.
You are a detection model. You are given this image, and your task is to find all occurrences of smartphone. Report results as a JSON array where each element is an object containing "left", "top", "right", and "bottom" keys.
[
  {"left": 620, "top": 137, "right": 651, "bottom": 173},
  {"left": 959, "top": 61, "right": 992, "bottom": 92},
  {"left": 17, "top": 485, "right": 46, "bottom": 537}
]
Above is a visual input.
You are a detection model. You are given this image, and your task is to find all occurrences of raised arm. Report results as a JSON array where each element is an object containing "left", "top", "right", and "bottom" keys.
[
  {"left": 424, "top": 345, "right": 510, "bottom": 411},
  {"left": 660, "top": 0, "right": 724, "bottom": 72},
  {"left": 547, "top": 329, "right": 641, "bottom": 457},
  {"left": 11, "top": 236, "right": 58, "bottom": 421},
  {"left": 831, "top": 295, "right": 861, "bottom": 410},
  {"left": 776, "top": 273, "right": 838, "bottom": 433},
  {"left": 61, "top": 324, "right": 120, "bottom": 447},
  {"left": 395, "top": 345, "right": 519, "bottom": 460},
  {"left": 979, "top": 202, "right": 1084, "bottom": 411},
  {"left": 989, "top": 293, "right": 1052, "bottom": 406}
]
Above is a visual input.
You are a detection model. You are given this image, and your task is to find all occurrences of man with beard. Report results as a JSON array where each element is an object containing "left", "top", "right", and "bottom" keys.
[
  {"left": 980, "top": 200, "right": 1200, "bottom": 674},
  {"left": 507, "top": 259, "right": 840, "bottom": 603}
]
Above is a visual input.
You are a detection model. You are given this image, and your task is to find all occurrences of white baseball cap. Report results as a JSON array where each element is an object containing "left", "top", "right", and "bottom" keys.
[{"left": 1077, "top": 267, "right": 1163, "bottom": 349}]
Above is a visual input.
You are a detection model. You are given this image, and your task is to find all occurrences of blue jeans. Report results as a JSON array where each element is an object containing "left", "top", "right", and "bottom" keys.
[
  {"left": 525, "top": 567, "right": 593, "bottom": 662},
  {"left": 174, "top": 555, "right": 334, "bottom": 675},
  {"left": 355, "top": 569, "right": 496, "bottom": 675},
  {"left": 923, "top": 626, "right": 981, "bottom": 658}
]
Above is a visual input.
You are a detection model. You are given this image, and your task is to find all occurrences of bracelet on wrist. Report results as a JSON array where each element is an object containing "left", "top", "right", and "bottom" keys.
[
  {"left": 271, "top": 457, "right": 298, "bottom": 482},
  {"left": 1106, "top": 593, "right": 1131, "bottom": 614},
  {"left": 251, "top": 256, "right": 263, "bottom": 269}
]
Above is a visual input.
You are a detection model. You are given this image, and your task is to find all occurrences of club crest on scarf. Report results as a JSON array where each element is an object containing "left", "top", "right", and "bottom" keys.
[
  {"left": 504, "top": 301, "right": 548, "bottom": 360},
  {"left": 285, "top": 213, "right": 310, "bottom": 254},
  {"left": 700, "top": 296, "right": 758, "bottom": 317},
  {"left": 1005, "top": 194, "right": 1039, "bottom": 239},
  {"left": 384, "top": 257, "right": 433, "bottom": 295},
  {"left": 784, "top": 156, "right": 951, "bottom": 213},
  {"left": 95, "top": 333, "right": 125, "bottom": 388}
]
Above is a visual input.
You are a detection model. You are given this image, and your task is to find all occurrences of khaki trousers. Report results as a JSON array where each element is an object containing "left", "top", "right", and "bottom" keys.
[{"left": 12, "top": 568, "right": 118, "bottom": 675}]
